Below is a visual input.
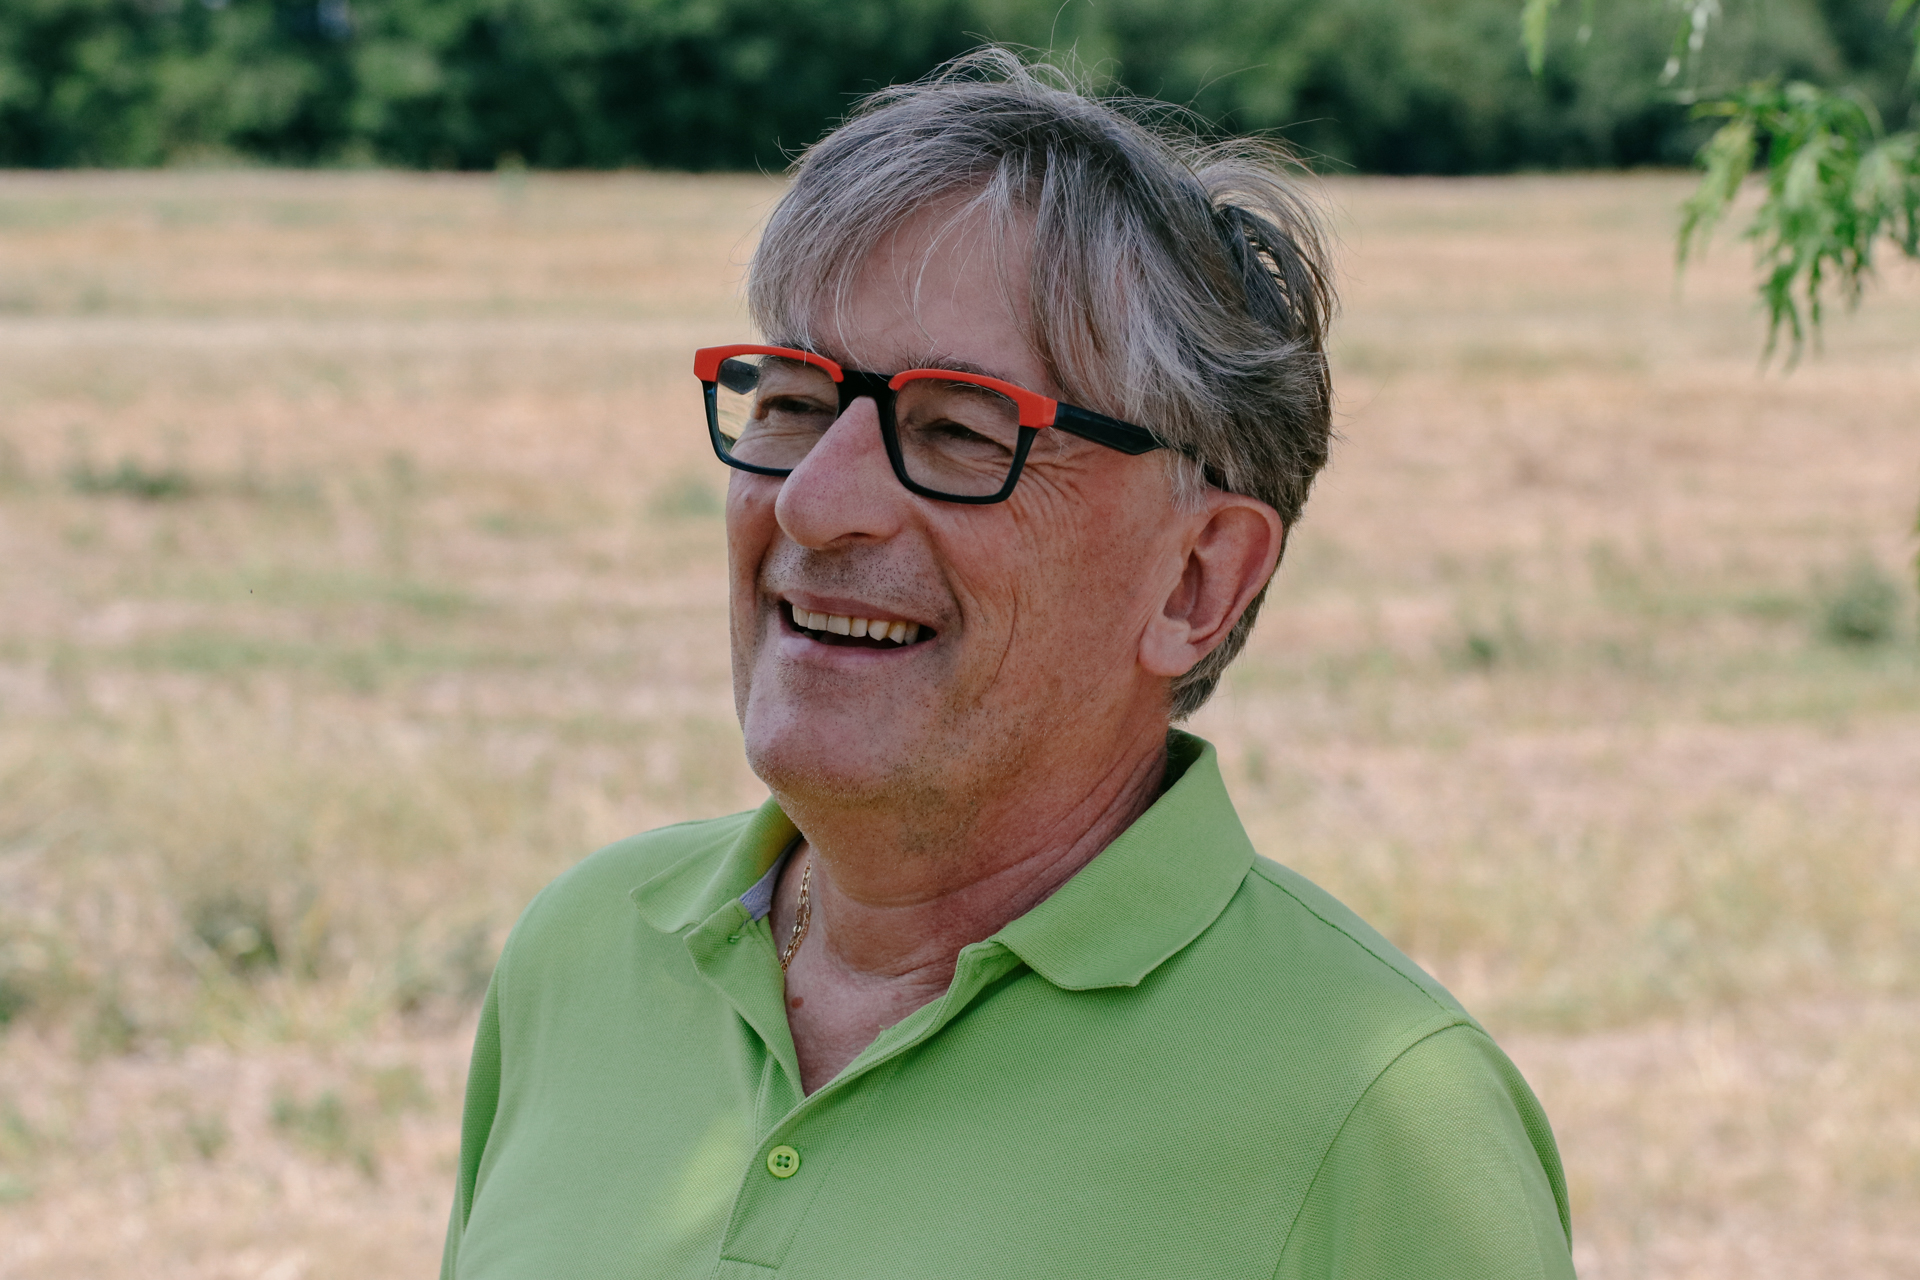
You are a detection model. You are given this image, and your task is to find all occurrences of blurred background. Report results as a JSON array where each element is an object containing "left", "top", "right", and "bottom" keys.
[
  {"left": 2, "top": 0, "right": 1916, "bottom": 172},
  {"left": 1, "top": 3, "right": 1917, "bottom": 1278}
]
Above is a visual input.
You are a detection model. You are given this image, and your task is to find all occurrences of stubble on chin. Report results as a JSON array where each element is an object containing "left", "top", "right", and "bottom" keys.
[{"left": 745, "top": 672, "right": 1046, "bottom": 863}]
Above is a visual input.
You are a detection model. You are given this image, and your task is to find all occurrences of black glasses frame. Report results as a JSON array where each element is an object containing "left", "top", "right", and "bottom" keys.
[{"left": 698, "top": 349, "right": 1177, "bottom": 506}]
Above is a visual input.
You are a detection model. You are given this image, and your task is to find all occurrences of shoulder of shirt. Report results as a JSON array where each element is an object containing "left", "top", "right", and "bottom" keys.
[
  {"left": 503, "top": 810, "right": 762, "bottom": 953},
  {"left": 1229, "top": 854, "right": 1475, "bottom": 1027}
]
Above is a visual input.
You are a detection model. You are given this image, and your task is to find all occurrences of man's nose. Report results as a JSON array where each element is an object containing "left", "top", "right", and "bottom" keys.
[{"left": 773, "top": 396, "right": 907, "bottom": 548}]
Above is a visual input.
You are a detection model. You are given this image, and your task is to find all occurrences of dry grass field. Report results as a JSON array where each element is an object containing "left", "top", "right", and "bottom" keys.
[{"left": 0, "top": 168, "right": 1916, "bottom": 1279}]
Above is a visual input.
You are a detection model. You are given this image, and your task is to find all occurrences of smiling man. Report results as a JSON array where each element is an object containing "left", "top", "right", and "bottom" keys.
[{"left": 440, "top": 53, "right": 1575, "bottom": 1280}]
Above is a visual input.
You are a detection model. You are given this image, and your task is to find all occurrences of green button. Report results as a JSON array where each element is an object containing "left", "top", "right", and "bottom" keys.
[{"left": 766, "top": 1145, "right": 801, "bottom": 1179}]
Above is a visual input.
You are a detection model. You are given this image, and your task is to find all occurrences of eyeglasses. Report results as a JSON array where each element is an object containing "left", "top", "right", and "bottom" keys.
[{"left": 694, "top": 344, "right": 1172, "bottom": 504}]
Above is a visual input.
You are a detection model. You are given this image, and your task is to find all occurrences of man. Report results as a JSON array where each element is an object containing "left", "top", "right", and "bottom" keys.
[{"left": 441, "top": 52, "right": 1574, "bottom": 1280}]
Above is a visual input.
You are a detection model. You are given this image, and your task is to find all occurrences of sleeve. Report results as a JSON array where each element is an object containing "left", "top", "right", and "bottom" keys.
[
  {"left": 1275, "top": 1023, "right": 1575, "bottom": 1280},
  {"left": 440, "top": 967, "right": 505, "bottom": 1280}
]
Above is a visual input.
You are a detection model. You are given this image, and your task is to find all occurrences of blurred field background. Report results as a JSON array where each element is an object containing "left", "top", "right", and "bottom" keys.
[{"left": 0, "top": 169, "right": 1916, "bottom": 1278}]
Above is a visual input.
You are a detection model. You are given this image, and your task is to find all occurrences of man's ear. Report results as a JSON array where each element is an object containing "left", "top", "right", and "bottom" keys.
[{"left": 1138, "top": 493, "right": 1285, "bottom": 681}]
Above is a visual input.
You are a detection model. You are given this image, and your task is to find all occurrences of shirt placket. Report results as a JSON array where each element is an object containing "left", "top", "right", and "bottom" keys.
[{"left": 682, "top": 914, "right": 1025, "bottom": 1278}]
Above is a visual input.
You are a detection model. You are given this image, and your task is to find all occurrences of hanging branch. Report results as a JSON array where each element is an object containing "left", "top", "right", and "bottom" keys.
[
  {"left": 1526, "top": 0, "right": 1920, "bottom": 366},
  {"left": 1681, "top": 85, "right": 1920, "bottom": 362}
]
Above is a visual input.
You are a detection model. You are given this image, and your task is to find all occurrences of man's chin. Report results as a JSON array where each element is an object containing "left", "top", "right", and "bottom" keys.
[{"left": 741, "top": 707, "right": 923, "bottom": 805}]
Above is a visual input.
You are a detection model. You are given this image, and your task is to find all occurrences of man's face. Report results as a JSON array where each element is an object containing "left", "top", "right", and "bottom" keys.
[{"left": 727, "top": 205, "right": 1189, "bottom": 835}]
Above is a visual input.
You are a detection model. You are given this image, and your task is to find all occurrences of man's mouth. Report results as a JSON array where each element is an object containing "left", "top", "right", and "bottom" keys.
[{"left": 784, "top": 601, "right": 934, "bottom": 648}]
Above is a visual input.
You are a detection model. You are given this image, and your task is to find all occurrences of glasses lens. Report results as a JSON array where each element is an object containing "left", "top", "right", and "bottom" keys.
[
  {"left": 711, "top": 355, "right": 840, "bottom": 471},
  {"left": 892, "top": 375, "right": 1024, "bottom": 498}
]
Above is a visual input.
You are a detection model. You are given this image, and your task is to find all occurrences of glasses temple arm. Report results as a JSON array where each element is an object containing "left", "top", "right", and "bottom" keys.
[
  {"left": 1050, "top": 404, "right": 1166, "bottom": 455},
  {"left": 1052, "top": 404, "right": 1228, "bottom": 488}
]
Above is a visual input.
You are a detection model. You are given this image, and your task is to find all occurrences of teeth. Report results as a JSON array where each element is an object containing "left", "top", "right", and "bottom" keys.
[{"left": 791, "top": 605, "right": 924, "bottom": 645}]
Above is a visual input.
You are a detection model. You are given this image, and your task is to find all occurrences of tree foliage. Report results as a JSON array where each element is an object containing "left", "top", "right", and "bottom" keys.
[
  {"left": 1527, "top": 0, "right": 1920, "bottom": 362},
  {"left": 0, "top": 0, "right": 1904, "bottom": 173},
  {"left": 1682, "top": 83, "right": 1920, "bottom": 357}
]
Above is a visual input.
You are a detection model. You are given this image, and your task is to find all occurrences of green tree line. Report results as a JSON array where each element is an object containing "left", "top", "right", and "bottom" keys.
[{"left": 0, "top": 0, "right": 1909, "bottom": 171}]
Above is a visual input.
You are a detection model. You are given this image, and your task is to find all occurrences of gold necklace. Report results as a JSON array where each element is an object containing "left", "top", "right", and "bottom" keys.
[{"left": 778, "top": 858, "right": 813, "bottom": 972}]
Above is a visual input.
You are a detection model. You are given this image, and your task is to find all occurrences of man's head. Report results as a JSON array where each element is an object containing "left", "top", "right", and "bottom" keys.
[{"left": 720, "top": 52, "right": 1335, "bottom": 832}]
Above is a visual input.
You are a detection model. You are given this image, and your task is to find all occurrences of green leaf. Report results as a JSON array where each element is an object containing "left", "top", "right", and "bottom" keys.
[
  {"left": 1679, "top": 116, "right": 1755, "bottom": 267},
  {"left": 1521, "top": 0, "right": 1560, "bottom": 76},
  {"left": 1895, "top": 0, "right": 1920, "bottom": 79}
]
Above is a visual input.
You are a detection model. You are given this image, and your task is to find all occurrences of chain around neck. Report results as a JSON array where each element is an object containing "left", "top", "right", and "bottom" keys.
[{"left": 778, "top": 858, "right": 813, "bottom": 972}]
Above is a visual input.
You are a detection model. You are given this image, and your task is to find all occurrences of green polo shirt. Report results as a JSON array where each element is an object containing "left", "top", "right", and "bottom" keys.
[{"left": 442, "top": 733, "right": 1573, "bottom": 1280}]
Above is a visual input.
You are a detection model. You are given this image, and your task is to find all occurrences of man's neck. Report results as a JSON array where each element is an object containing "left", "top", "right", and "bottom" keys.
[{"left": 770, "top": 724, "right": 1170, "bottom": 1092}]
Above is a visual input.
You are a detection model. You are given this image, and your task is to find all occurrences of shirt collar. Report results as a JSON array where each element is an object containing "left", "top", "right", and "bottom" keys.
[
  {"left": 740, "top": 835, "right": 803, "bottom": 922},
  {"left": 991, "top": 732, "right": 1255, "bottom": 990},
  {"left": 630, "top": 731, "right": 1255, "bottom": 990},
  {"left": 630, "top": 799, "right": 800, "bottom": 934}
]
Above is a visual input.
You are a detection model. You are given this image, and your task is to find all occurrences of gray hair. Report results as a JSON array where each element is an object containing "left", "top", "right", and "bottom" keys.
[{"left": 748, "top": 49, "right": 1336, "bottom": 719}]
